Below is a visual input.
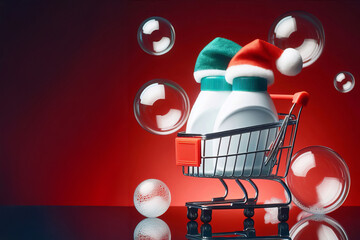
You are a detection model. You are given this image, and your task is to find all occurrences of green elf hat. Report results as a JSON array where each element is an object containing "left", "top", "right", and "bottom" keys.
[{"left": 193, "top": 37, "right": 242, "bottom": 90}]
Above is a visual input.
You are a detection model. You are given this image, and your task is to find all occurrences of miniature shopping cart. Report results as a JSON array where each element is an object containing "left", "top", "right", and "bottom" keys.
[{"left": 175, "top": 91, "right": 309, "bottom": 224}]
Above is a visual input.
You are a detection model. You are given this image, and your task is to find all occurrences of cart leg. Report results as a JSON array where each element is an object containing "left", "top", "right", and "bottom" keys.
[
  {"left": 201, "top": 223, "right": 212, "bottom": 238},
  {"left": 187, "top": 221, "right": 198, "bottom": 235},
  {"left": 200, "top": 209, "right": 212, "bottom": 223},
  {"left": 212, "top": 178, "right": 228, "bottom": 202},
  {"left": 278, "top": 206, "right": 289, "bottom": 222},
  {"left": 278, "top": 222, "right": 289, "bottom": 237},
  {"left": 187, "top": 207, "right": 198, "bottom": 221},
  {"left": 234, "top": 179, "right": 248, "bottom": 204},
  {"left": 272, "top": 178, "right": 292, "bottom": 205},
  {"left": 246, "top": 179, "right": 259, "bottom": 202}
]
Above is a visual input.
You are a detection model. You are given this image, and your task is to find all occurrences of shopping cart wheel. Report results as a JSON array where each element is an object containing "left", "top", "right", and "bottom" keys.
[
  {"left": 277, "top": 206, "right": 289, "bottom": 222},
  {"left": 243, "top": 217, "right": 255, "bottom": 230},
  {"left": 200, "top": 209, "right": 212, "bottom": 223},
  {"left": 201, "top": 223, "right": 212, "bottom": 237},
  {"left": 278, "top": 222, "right": 289, "bottom": 237},
  {"left": 187, "top": 207, "right": 198, "bottom": 220},
  {"left": 244, "top": 207, "right": 255, "bottom": 218},
  {"left": 187, "top": 221, "right": 198, "bottom": 235}
]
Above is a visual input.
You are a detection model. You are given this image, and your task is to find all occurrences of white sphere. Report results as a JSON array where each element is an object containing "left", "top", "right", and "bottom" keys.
[
  {"left": 134, "top": 218, "right": 171, "bottom": 240},
  {"left": 134, "top": 179, "right": 171, "bottom": 218}
]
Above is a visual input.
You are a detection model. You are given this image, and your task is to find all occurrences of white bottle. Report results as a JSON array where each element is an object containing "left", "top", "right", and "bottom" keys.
[
  {"left": 186, "top": 37, "right": 241, "bottom": 176},
  {"left": 213, "top": 77, "right": 278, "bottom": 177},
  {"left": 186, "top": 82, "right": 231, "bottom": 134},
  {"left": 213, "top": 39, "right": 303, "bottom": 177},
  {"left": 186, "top": 77, "right": 233, "bottom": 176}
]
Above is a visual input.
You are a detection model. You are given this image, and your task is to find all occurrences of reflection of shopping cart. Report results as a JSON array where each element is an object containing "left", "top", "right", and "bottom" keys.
[
  {"left": 175, "top": 91, "right": 309, "bottom": 223},
  {"left": 186, "top": 218, "right": 291, "bottom": 239}
]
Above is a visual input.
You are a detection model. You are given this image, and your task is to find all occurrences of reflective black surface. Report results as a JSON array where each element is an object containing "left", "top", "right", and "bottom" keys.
[{"left": 0, "top": 206, "right": 358, "bottom": 239}]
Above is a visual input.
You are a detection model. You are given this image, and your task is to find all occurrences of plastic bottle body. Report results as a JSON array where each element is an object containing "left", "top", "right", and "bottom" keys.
[
  {"left": 186, "top": 91, "right": 230, "bottom": 176},
  {"left": 213, "top": 91, "right": 278, "bottom": 177}
]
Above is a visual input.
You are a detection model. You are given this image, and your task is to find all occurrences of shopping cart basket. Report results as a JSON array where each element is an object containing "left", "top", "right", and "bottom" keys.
[{"left": 175, "top": 91, "right": 309, "bottom": 224}]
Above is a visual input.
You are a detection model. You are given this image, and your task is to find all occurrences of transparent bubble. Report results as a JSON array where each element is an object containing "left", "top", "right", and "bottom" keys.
[
  {"left": 290, "top": 215, "right": 348, "bottom": 240},
  {"left": 137, "top": 17, "right": 175, "bottom": 55},
  {"left": 334, "top": 71, "right": 355, "bottom": 93},
  {"left": 134, "top": 79, "right": 190, "bottom": 135},
  {"left": 268, "top": 11, "right": 325, "bottom": 67},
  {"left": 134, "top": 179, "right": 171, "bottom": 218},
  {"left": 286, "top": 146, "right": 350, "bottom": 214},
  {"left": 134, "top": 218, "right": 171, "bottom": 240}
]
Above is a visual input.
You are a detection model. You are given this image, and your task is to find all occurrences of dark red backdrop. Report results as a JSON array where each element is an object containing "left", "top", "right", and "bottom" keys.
[{"left": 0, "top": 0, "right": 359, "bottom": 206}]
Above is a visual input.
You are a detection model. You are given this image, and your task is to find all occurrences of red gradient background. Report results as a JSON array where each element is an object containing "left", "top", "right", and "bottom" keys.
[{"left": 0, "top": 0, "right": 359, "bottom": 206}]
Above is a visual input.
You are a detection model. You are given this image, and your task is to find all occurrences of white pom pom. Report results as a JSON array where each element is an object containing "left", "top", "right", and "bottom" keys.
[{"left": 276, "top": 48, "right": 303, "bottom": 76}]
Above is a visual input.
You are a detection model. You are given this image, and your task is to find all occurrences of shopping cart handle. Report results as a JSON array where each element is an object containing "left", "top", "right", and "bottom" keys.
[{"left": 270, "top": 91, "right": 309, "bottom": 106}]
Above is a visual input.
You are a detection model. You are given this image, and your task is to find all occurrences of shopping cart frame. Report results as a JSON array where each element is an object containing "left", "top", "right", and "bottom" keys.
[{"left": 175, "top": 91, "right": 309, "bottom": 224}]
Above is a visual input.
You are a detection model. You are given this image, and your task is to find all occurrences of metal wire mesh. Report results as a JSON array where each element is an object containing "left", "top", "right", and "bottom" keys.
[{"left": 182, "top": 112, "right": 300, "bottom": 179}]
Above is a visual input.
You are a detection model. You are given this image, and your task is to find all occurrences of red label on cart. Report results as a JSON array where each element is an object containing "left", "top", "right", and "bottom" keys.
[{"left": 175, "top": 137, "right": 201, "bottom": 167}]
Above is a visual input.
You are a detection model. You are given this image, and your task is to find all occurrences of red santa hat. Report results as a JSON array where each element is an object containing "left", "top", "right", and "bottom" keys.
[{"left": 225, "top": 39, "right": 303, "bottom": 86}]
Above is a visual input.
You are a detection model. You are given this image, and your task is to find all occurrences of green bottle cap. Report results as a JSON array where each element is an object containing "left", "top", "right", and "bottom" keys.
[
  {"left": 201, "top": 76, "right": 232, "bottom": 91},
  {"left": 233, "top": 76, "right": 267, "bottom": 91}
]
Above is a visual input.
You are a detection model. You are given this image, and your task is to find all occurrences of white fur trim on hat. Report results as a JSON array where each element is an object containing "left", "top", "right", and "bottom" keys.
[
  {"left": 225, "top": 65, "right": 275, "bottom": 85},
  {"left": 193, "top": 70, "right": 226, "bottom": 83},
  {"left": 276, "top": 48, "right": 303, "bottom": 76}
]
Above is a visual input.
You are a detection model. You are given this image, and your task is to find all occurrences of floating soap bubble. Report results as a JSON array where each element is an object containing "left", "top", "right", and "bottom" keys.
[
  {"left": 286, "top": 146, "right": 350, "bottom": 214},
  {"left": 290, "top": 215, "right": 348, "bottom": 240},
  {"left": 134, "top": 179, "right": 171, "bottom": 218},
  {"left": 268, "top": 11, "right": 325, "bottom": 67},
  {"left": 334, "top": 71, "right": 355, "bottom": 93},
  {"left": 134, "top": 79, "right": 190, "bottom": 135},
  {"left": 134, "top": 218, "right": 171, "bottom": 240},
  {"left": 137, "top": 17, "right": 175, "bottom": 55}
]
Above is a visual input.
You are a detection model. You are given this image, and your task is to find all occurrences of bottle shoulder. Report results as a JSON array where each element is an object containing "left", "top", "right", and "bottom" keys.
[
  {"left": 186, "top": 91, "right": 230, "bottom": 133},
  {"left": 214, "top": 91, "right": 278, "bottom": 131},
  {"left": 191, "top": 91, "right": 230, "bottom": 110},
  {"left": 220, "top": 91, "right": 276, "bottom": 113}
]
